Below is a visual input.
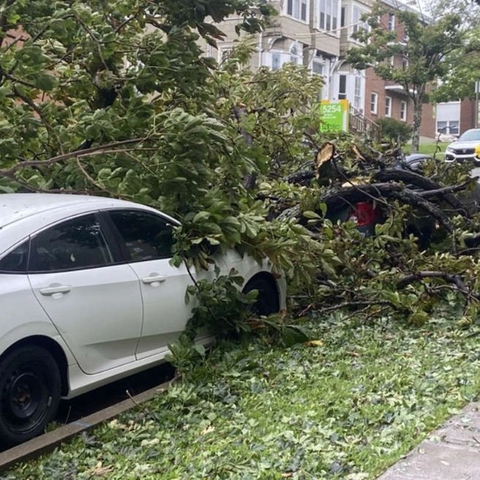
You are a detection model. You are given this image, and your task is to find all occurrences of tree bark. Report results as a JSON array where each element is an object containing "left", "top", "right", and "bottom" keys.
[{"left": 411, "top": 98, "right": 423, "bottom": 153}]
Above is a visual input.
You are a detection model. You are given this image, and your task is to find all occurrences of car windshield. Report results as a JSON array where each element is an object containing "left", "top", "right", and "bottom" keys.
[{"left": 459, "top": 130, "right": 480, "bottom": 141}]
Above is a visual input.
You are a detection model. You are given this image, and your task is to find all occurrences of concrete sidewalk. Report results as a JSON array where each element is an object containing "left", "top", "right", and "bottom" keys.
[{"left": 378, "top": 401, "right": 480, "bottom": 480}]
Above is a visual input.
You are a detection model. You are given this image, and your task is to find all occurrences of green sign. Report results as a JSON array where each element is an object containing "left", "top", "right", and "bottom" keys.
[{"left": 319, "top": 100, "right": 349, "bottom": 133}]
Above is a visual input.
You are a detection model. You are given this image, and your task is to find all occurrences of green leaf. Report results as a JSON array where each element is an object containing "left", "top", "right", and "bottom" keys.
[
  {"left": 303, "top": 211, "right": 321, "bottom": 220},
  {"left": 34, "top": 72, "right": 58, "bottom": 91}
]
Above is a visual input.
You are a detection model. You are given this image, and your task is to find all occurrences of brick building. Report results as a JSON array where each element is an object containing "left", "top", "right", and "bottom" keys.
[
  {"left": 200, "top": 0, "right": 461, "bottom": 140},
  {"left": 364, "top": 61, "right": 436, "bottom": 140},
  {"left": 362, "top": 1, "right": 435, "bottom": 139}
]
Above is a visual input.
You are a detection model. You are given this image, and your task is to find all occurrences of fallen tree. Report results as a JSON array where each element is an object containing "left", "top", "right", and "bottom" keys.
[{"left": 2, "top": 3, "right": 480, "bottom": 335}]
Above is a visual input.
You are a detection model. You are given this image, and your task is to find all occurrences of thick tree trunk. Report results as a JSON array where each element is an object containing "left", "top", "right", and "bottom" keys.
[{"left": 411, "top": 99, "right": 423, "bottom": 153}]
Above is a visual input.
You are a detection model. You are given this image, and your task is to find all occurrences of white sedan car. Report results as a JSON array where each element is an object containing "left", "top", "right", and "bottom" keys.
[{"left": 0, "top": 194, "right": 286, "bottom": 447}]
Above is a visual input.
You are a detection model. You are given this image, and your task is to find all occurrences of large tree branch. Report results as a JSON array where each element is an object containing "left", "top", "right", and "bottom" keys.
[
  {"left": 0, "top": 68, "right": 36, "bottom": 88},
  {"left": 0, "top": 138, "right": 152, "bottom": 176},
  {"left": 375, "top": 169, "right": 471, "bottom": 216},
  {"left": 397, "top": 271, "right": 480, "bottom": 301}
]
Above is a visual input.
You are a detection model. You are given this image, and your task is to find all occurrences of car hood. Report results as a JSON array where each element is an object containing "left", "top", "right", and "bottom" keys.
[{"left": 447, "top": 140, "right": 480, "bottom": 149}]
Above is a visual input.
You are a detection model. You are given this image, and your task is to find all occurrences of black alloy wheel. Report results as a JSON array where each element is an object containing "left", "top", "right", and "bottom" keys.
[{"left": 0, "top": 345, "right": 61, "bottom": 448}]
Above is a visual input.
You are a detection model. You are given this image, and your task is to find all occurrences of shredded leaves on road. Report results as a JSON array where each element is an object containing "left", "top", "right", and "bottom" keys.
[{"left": 5, "top": 310, "right": 480, "bottom": 480}]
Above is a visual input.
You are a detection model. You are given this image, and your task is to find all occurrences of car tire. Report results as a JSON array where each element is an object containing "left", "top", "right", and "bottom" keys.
[
  {"left": 0, "top": 345, "right": 61, "bottom": 448},
  {"left": 243, "top": 276, "right": 280, "bottom": 316}
]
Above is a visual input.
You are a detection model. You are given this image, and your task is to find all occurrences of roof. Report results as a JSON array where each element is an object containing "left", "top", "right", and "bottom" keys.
[
  {"left": 380, "top": 0, "right": 432, "bottom": 23},
  {"left": 0, "top": 193, "right": 134, "bottom": 229}
]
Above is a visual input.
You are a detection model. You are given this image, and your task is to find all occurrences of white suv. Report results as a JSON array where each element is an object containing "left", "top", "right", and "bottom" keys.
[{"left": 445, "top": 128, "right": 480, "bottom": 164}]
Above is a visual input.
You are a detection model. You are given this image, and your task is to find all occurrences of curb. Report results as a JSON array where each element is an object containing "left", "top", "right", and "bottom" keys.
[{"left": 0, "top": 378, "right": 175, "bottom": 473}]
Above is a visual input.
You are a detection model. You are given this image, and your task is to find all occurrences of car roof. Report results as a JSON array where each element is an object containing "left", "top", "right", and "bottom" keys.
[{"left": 0, "top": 193, "right": 144, "bottom": 229}]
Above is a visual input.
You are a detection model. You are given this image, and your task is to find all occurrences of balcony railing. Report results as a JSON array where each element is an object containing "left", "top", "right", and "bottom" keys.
[{"left": 349, "top": 105, "right": 381, "bottom": 140}]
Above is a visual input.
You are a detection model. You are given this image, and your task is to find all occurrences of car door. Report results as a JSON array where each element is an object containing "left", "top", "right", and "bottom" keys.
[
  {"left": 106, "top": 209, "right": 194, "bottom": 360},
  {"left": 28, "top": 213, "right": 143, "bottom": 375}
]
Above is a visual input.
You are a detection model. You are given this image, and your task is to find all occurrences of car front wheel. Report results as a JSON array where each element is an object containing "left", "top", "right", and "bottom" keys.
[
  {"left": 243, "top": 276, "right": 280, "bottom": 316},
  {"left": 0, "top": 345, "right": 61, "bottom": 448}
]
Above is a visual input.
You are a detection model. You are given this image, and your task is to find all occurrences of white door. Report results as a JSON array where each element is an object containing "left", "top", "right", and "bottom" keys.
[
  {"left": 28, "top": 213, "right": 143, "bottom": 374},
  {"left": 106, "top": 209, "right": 194, "bottom": 360}
]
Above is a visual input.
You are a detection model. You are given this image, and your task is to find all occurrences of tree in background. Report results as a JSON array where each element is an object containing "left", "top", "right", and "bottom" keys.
[
  {"left": 375, "top": 117, "right": 412, "bottom": 145},
  {"left": 431, "top": 30, "right": 480, "bottom": 104},
  {"left": 347, "top": 3, "right": 464, "bottom": 152}
]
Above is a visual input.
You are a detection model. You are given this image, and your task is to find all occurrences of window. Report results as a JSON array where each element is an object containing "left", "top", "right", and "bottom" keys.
[
  {"left": 219, "top": 48, "right": 232, "bottom": 63},
  {"left": 338, "top": 74, "right": 347, "bottom": 100},
  {"left": 400, "top": 101, "right": 407, "bottom": 121},
  {"left": 352, "top": 6, "right": 368, "bottom": 34},
  {"left": 402, "top": 57, "right": 409, "bottom": 69},
  {"left": 370, "top": 92, "right": 378, "bottom": 114},
  {"left": 0, "top": 241, "right": 29, "bottom": 274},
  {"left": 312, "top": 60, "right": 324, "bottom": 75},
  {"left": 450, "top": 121, "right": 460, "bottom": 135},
  {"left": 437, "top": 120, "right": 447, "bottom": 133},
  {"left": 354, "top": 76, "right": 362, "bottom": 109},
  {"left": 385, "top": 96, "right": 392, "bottom": 117},
  {"left": 30, "top": 215, "right": 112, "bottom": 273},
  {"left": 388, "top": 13, "right": 395, "bottom": 31},
  {"left": 290, "top": 43, "right": 302, "bottom": 64},
  {"left": 319, "top": 0, "right": 339, "bottom": 32},
  {"left": 109, "top": 210, "right": 175, "bottom": 262},
  {"left": 287, "top": 0, "right": 308, "bottom": 21},
  {"left": 390, "top": 56, "right": 395, "bottom": 66},
  {"left": 272, "top": 52, "right": 281, "bottom": 71},
  {"left": 341, "top": 6, "right": 345, "bottom": 27},
  {"left": 437, "top": 120, "right": 459, "bottom": 135}
]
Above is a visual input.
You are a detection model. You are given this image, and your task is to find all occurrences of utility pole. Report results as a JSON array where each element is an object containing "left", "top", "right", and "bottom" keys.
[{"left": 475, "top": 81, "right": 480, "bottom": 128}]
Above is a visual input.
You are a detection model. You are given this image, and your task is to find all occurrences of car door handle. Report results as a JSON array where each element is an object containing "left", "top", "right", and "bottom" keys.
[
  {"left": 141, "top": 275, "right": 166, "bottom": 285},
  {"left": 39, "top": 285, "right": 71, "bottom": 296}
]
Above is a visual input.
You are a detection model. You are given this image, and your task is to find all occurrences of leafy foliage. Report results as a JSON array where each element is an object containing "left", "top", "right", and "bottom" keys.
[
  {"left": 6, "top": 310, "right": 480, "bottom": 479},
  {"left": 3, "top": 0, "right": 480, "bottom": 351},
  {"left": 375, "top": 117, "right": 412, "bottom": 145},
  {"left": 432, "top": 29, "right": 480, "bottom": 102}
]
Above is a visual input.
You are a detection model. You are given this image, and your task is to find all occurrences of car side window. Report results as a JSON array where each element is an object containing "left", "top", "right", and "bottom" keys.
[
  {"left": 108, "top": 210, "right": 175, "bottom": 262},
  {"left": 0, "top": 241, "right": 29, "bottom": 274},
  {"left": 29, "top": 214, "right": 113, "bottom": 273}
]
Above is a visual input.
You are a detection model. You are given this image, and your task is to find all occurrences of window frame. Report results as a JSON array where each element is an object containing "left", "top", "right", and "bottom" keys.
[
  {"left": 400, "top": 100, "right": 407, "bottom": 121},
  {"left": 286, "top": 0, "right": 309, "bottom": 23},
  {"left": 370, "top": 92, "right": 378, "bottom": 115},
  {"left": 28, "top": 212, "right": 118, "bottom": 275},
  {"left": 319, "top": 0, "right": 339, "bottom": 32},
  {"left": 312, "top": 59, "right": 324, "bottom": 75},
  {"left": 352, "top": 5, "right": 368, "bottom": 36},
  {"left": 449, "top": 120, "right": 460, "bottom": 135},
  {"left": 388, "top": 12, "right": 396, "bottom": 31},
  {"left": 103, "top": 208, "right": 178, "bottom": 264},
  {"left": 271, "top": 52, "right": 282, "bottom": 71},
  {"left": 385, "top": 96, "right": 392, "bottom": 117},
  {"left": 338, "top": 74, "right": 347, "bottom": 100},
  {"left": 354, "top": 75, "right": 362, "bottom": 109},
  {"left": 437, "top": 120, "right": 459, "bottom": 135},
  {"left": 289, "top": 42, "right": 302, "bottom": 65}
]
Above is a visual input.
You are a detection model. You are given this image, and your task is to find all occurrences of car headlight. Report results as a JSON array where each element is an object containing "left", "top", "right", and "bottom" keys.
[
  {"left": 446, "top": 146, "right": 455, "bottom": 152},
  {"left": 475, "top": 145, "right": 480, "bottom": 157}
]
